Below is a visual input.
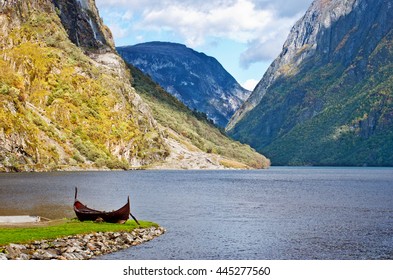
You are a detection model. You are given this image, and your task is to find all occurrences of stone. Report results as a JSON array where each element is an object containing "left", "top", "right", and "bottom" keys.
[
  {"left": 122, "top": 233, "right": 135, "bottom": 244},
  {"left": 5, "top": 245, "right": 21, "bottom": 259},
  {"left": 16, "top": 253, "right": 30, "bottom": 260},
  {"left": 0, "top": 226, "right": 165, "bottom": 260},
  {"left": 52, "top": 241, "right": 67, "bottom": 248},
  {"left": 94, "top": 217, "right": 104, "bottom": 223},
  {"left": 41, "top": 251, "right": 57, "bottom": 260},
  {"left": 40, "top": 243, "right": 50, "bottom": 249},
  {"left": 32, "top": 251, "right": 44, "bottom": 260},
  {"left": 46, "top": 248, "right": 61, "bottom": 258},
  {"left": 9, "top": 243, "right": 26, "bottom": 250},
  {"left": 86, "top": 243, "right": 97, "bottom": 251}
]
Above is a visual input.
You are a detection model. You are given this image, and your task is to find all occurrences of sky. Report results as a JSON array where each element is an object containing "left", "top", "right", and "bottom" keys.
[{"left": 95, "top": 0, "right": 314, "bottom": 91}]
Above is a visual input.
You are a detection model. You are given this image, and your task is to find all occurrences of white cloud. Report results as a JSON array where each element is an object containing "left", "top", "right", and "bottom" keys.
[
  {"left": 139, "top": 0, "right": 275, "bottom": 47},
  {"left": 96, "top": 0, "right": 313, "bottom": 67},
  {"left": 242, "top": 79, "right": 259, "bottom": 91},
  {"left": 239, "top": 12, "right": 303, "bottom": 68},
  {"left": 135, "top": 35, "right": 144, "bottom": 42},
  {"left": 107, "top": 23, "right": 129, "bottom": 39},
  {"left": 122, "top": 10, "right": 133, "bottom": 21}
]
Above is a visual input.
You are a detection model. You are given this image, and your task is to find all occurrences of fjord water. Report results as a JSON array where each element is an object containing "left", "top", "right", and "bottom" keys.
[{"left": 0, "top": 168, "right": 392, "bottom": 260}]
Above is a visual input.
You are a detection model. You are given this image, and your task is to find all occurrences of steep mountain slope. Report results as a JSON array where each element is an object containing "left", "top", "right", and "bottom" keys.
[
  {"left": 0, "top": 0, "right": 167, "bottom": 171},
  {"left": 0, "top": 0, "right": 268, "bottom": 171},
  {"left": 127, "top": 64, "right": 270, "bottom": 169},
  {"left": 117, "top": 42, "right": 250, "bottom": 128},
  {"left": 228, "top": 0, "right": 393, "bottom": 166}
]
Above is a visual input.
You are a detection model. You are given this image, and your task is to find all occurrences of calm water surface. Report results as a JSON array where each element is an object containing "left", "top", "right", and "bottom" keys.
[{"left": 0, "top": 167, "right": 392, "bottom": 259}]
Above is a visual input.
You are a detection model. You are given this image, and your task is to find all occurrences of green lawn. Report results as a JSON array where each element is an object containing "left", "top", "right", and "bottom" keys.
[{"left": 0, "top": 219, "right": 158, "bottom": 246}]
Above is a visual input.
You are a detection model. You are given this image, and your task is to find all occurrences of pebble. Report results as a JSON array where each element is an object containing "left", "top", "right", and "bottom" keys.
[{"left": 0, "top": 226, "right": 166, "bottom": 260}]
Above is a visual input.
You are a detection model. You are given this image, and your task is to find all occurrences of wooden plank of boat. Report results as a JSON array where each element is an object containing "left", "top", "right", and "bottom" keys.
[
  {"left": 0, "top": 216, "right": 41, "bottom": 224},
  {"left": 73, "top": 187, "right": 139, "bottom": 225}
]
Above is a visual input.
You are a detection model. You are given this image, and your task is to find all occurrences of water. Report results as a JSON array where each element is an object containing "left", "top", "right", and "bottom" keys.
[{"left": 0, "top": 167, "right": 392, "bottom": 260}]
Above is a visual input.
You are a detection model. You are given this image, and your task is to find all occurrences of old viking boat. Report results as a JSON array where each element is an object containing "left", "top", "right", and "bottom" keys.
[{"left": 73, "top": 187, "right": 139, "bottom": 224}]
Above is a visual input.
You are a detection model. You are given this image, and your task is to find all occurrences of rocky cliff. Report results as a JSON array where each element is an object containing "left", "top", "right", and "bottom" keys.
[
  {"left": 118, "top": 42, "right": 250, "bottom": 128},
  {"left": 227, "top": 0, "right": 393, "bottom": 166},
  {"left": 53, "top": 0, "right": 114, "bottom": 52},
  {"left": 0, "top": 0, "right": 167, "bottom": 171},
  {"left": 0, "top": 0, "right": 267, "bottom": 171}
]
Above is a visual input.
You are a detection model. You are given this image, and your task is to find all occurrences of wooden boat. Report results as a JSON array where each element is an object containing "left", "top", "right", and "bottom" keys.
[{"left": 73, "top": 187, "right": 139, "bottom": 224}]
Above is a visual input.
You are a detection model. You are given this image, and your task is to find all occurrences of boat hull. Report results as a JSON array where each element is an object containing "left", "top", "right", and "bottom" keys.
[{"left": 73, "top": 188, "right": 131, "bottom": 224}]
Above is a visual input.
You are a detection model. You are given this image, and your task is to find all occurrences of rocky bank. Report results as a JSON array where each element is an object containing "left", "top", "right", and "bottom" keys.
[{"left": 0, "top": 226, "right": 166, "bottom": 260}]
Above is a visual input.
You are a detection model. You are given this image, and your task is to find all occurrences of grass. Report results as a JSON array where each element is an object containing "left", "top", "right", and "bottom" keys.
[
  {"left": 219, "top": 159, "right": 250, "bottom": 169},
  {"left": 0, "top": 219, "right": 158, "bottom": 246}
]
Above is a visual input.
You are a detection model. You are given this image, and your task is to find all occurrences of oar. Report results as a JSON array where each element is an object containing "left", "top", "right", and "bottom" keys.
[{"left": 130, "top": 212, "right": 140, "bottom": 225}]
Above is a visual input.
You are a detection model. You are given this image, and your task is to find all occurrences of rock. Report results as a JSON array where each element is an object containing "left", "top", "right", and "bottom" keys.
[
  {"left": 86, "top": 243, "right": 97, "bottom": 251},
  {"left": 46, "top": 248, "right": 61, "bottom": 258},
  {"left": 94, "top": 217, "right": 104, "bottom": 223},
  {"left": 9, "top": 244, "right": 26, "bottom": 250},
  {"left": 52, "top": 0, "right": 114, "bottom": 51},
  {"left": 114, "top": 237, "right": 125, "bottom": 246},
  {"left": 66, "top": 246, "right": 78, "bottom": 253},
  {"left": 16, "top": 253, "right": 29, "bottom": 260},
  {"left": 41, "top": 251, "right": 57, "bottom": 260},
  {"left": 40, "top": 243, "right": 50, "bottom": 249},
  {"left": 32, "top": 251, "right": 44, "bottom": 260},
  {"left": 52, "top": 241, "right": 67, "bottom": 248},
  {"left": 5, "top": 244, "right": 21, "bottom": 259},
  {"left": 0, "top": 226, "right": 165, "bottom": 260},
  {"left": 122, "top": 233, "right": 135, "bottom": 244},
  {"left": 62, "top": 252, "right": 84, "bottom": 260}
]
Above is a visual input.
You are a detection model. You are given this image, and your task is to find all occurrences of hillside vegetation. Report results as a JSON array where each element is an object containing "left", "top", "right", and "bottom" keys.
[
  {"left": 0, "top": 1, "right": 167, "bottom": 171},
  {"left": 128, "top": 64, "right": 270, "bottom": 169},
  {"left": 0, "top": 0, "right": 269, "bottom": 171},
  {"left": 228, "top": 0, "right": 393, "bottom": 166}
]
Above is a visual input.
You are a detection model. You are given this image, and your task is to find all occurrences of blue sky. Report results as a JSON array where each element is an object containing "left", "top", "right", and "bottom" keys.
[{"left": 95, "top": 0, "right": 313, "bottom": 90}]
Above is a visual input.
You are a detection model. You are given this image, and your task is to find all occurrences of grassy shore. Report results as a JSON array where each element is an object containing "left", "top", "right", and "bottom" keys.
[{"left": 0, "top": 219, "right": 157, "bottom": 246}]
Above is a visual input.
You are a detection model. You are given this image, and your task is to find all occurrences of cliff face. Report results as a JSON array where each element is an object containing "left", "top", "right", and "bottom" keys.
[
  {"left": 52, "top": 0, "right": 114, "bottom": 52},
  {"left": 0, "top": 0, "right": 168, "bottom": 171},
  {"left": 118, "top": 42, "right": 250, "bottom": 128},
  {"left": 227, "top": 0, "right": 358, "bottom": 131},
  {"left": 228, "top": 0, "right": 393, "bottom": 166},
  {"left": 0, "top": 0, "right": 268, "bottom": 171}
]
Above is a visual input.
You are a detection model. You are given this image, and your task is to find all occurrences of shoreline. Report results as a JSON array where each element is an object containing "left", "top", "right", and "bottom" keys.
[{"left": 0, "top": 226, "right": 166, "bottom": 260}]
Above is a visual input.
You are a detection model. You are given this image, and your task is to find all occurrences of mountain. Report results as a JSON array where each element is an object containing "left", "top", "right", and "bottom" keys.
[
  {"left": 117, "top": 42, "right": 251, "bottom": 128},
  {"left": 227, "top": 0, "right": 393, "bottom": 166},
  {"left": 0, "top": 0, "right": 168, "bottom": 171},
  {"left": 127, "top": 63, "right": 270, "bottom": 169},
  {"left": 0, "top": 0, "right": 268, "bottom": 171}
]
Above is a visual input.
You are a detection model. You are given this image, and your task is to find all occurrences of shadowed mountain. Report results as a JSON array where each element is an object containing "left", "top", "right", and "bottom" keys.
[
  {"left": 117, "top": 42, "right": 250, "bottom": 128},
  {"left": 227, "top": 0, "right": 393, "bottom": 166}
]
